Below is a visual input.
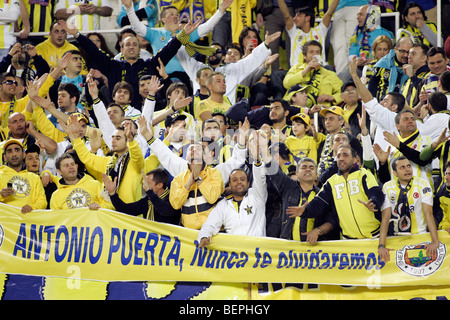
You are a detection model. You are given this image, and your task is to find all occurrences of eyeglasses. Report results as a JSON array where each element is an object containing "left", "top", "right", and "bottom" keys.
[
  {"left": 397, "top": 49, "right": 409, "bottom": 55},
  {"left": 2, "top": 80, "right": 18, "bottom": 86}
]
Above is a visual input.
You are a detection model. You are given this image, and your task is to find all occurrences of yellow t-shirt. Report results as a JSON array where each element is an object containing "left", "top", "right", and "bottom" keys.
[
  {"left": 343, "top": 107, "right": 357, "bottom": 123},
  {"left": 195, "top": 97, "right": 231, "bottom": 120},
  {"left": 285, "top": 133, "right": 326, "bottom": 163}
]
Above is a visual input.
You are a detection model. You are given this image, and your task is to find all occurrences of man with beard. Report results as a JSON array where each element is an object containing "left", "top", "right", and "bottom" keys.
[
  {"left": 287, "top": 144, "right": 385, "bottom": 240},
  {"left": 268, "top": 99, "right": 294, "bottom": 140},
  {"left": 197, "top": 131, "right": 267, "bottom": 246},
  {"left": 66, "top": 113, "right": 144, "bottom": 203},
  {"left": 0, "top": 139, "right": 47, "bottom": 213},
  {"left": 169, "top": 141, "right": 224, "bottom": 230}
]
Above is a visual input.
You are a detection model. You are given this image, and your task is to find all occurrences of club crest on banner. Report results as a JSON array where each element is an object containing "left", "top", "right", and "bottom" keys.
[{"left": 396, "top": 242, "right": 446, "bottom": 277}]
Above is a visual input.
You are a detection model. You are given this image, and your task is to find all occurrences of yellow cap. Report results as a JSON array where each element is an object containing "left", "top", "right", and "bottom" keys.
[
  {"left": 319, "top": 106, "right": 344, "bottom": 118},
  {"left": 291, "top": 113, "right": 311, "bottom": 126}
]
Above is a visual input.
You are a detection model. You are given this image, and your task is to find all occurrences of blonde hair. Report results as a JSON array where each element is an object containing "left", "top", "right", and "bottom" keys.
[{"left": 372, "top": 35, "right": 394, "bottom": 54}]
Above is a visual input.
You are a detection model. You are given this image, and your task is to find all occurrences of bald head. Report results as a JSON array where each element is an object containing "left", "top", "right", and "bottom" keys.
[{"left": 8, "top": 112, "right": 27, "bottom": 139}]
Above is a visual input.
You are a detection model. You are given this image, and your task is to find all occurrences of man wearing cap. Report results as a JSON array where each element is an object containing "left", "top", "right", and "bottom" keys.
[
  {"left": 0, "top": 139, "right": 47, "bottom": 213},
  {"left": 285, "top": 113, "right": 326, "bottom": 164},
  {"left": 317, "top": 105, "right": 362, "bottom": 176},
  {"left": 283, "top": 40, "right": 343, "bottom": 109},
  {"left": 340, "top": 81, "right": 370, "bottom": 138},
  {"left": 1, "top": 112, "right": 58, "bottom": 164}
]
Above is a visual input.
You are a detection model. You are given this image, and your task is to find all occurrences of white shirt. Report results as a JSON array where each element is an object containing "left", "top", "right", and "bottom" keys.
[
  {"left": 55, "top": 0, "right": 112, "bottom": 31},
  {"left": 176, "top": 43, "right": 272, "bottom": 105},
  {"left": 286, "top": 22, "right": 329, "bottom": 67},
  {"left": 0, "top": 0, "right": 20, "bottom": 49},
  {"left": 197, "top": 163, "right": 267, "bottom": 241}
]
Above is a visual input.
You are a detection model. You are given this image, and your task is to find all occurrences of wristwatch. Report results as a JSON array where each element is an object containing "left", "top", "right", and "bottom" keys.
[{"left": 195, "top": 176, "right": 203, "bottom": 183}]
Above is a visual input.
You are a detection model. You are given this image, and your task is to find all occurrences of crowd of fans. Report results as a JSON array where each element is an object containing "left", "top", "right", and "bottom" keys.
[{"left": 1, "top": 0, "right": 450, "bottom": 262}]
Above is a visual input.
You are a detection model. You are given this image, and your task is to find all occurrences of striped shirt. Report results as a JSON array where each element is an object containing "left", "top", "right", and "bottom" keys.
[
  {"left": 54, "top": 0, "right": 112, "bottom": 31},
  {"left": 0, "top": 0, "right": 20, "bottom": 49},
  {"left": 19, "top": 0, "right": 56, "bottom": 33}
]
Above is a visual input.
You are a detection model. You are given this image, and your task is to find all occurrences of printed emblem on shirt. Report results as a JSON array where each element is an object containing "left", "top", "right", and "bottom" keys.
[
  {"left": 65, "top": 188, "right": 92, "bottom": 209},
  {"left": 8, "top": 176, "right": 31, "bottom": 198},
  {"left": 244, "top": 205, "right": 253, "bottom": 215}
]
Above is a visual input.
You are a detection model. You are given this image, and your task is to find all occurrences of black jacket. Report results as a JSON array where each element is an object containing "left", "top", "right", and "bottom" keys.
[
  {"left": 110, "top": 188, "right": 180, "bottom": 225},
  {"left": 266, "top": 161, "right": 340, "bottom": 241}
]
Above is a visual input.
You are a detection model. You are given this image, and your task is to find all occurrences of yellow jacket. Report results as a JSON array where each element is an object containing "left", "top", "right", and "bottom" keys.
[
  {"left": 25, "top": 105, "right": 101, "bottom": 144},
  {"left": 72, "top": 137, "right": 144, "bottom": 203},
  {"left": 35, "top": 38, "right": 88, "bottom": 74},
  {"left": 0, "top": 165, "right": 47, "bottom": 210},
  {"left": 283, "top": 63, "right": 343, "bottom": 108},
  {"left": 50, "top": 173, "right": 114, "bottom": 210},
  {"left": 169, "top": 164, "right": 224, "bottom": 230}
]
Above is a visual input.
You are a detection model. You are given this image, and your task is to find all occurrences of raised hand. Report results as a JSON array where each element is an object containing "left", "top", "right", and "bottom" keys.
[
  {"left": 102, "top": 173, "right": 117, "bottom": 196},
  {"left": 183, "top": 19, "right": 202, "bottom": 35},
  {"left": 58, "top": 19, "right": 78, "bottom": 37},
  {"left": 373, "top": 144, "right": 391, "bottom": 165},
  {"left": 357, "top": 198, "right": 378, "bottom": 212},
  {"left": 357, "top": 106, "right": 368, "bottom": 136},
  {"left": 137, "top": 115, "right": 153, "bottom": 141},
  {"left": 383, "top": 131, "right": 400, "bottom": 148},
  {"left": 286, "top": 201, "right": 308, "bottom": 218},
  {"left": 264, "top": 31, "right": 281, "bottom": 47}
]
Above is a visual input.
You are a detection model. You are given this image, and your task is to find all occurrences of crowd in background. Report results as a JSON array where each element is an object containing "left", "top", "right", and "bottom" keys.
[{"left": 1, "top": 0, "right": 450, "bottom": 260}]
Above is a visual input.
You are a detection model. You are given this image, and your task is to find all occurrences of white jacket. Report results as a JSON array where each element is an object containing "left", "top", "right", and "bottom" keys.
[
  {"left": 197, "top": 163, "right": 267, "bottom": 241},
  {"left": 176, "top": 42, "right": 272, "bottom": 104}
]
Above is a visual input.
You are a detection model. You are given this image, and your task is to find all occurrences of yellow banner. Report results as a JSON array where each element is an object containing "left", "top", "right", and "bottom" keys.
[{"left": 0, "top": 203, "right": 450, "bottom": 287}]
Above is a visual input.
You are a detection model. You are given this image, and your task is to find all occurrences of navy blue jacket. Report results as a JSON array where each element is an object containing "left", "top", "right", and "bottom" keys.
[{"left": 76, "top": 33, "right": 183, "bottom": 107}]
